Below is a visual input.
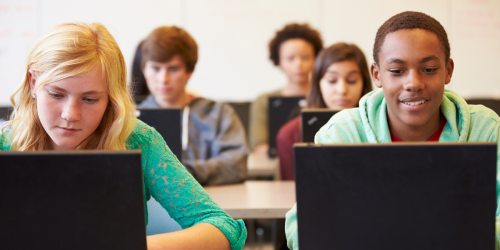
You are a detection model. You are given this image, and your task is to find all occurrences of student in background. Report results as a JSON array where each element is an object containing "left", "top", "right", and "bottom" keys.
[
  {"left": 276, "top": 43, "right": 372, "bottom": 180},
  {"left": 138, "top": 26, "right": 248, "bottom": 186},
  {"left": 285, "top": 11, "right": 500, "bottom": 249},
  {"left": 0, "top": 22, "right": 246, "bottom": 250},
  {"left": 249, "top": 23, "right": 323, "bottom": 153}
]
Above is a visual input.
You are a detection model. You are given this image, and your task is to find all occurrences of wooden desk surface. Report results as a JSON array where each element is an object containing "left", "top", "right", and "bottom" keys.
[
  {"left": 246, "top": 152, "right": 279, "bottom": 178},
  {"left": 205, "top": 180, "right": 296, "bottom": 219}
]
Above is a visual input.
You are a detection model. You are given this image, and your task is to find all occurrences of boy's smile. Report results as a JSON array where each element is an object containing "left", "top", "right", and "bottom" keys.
[{"left": 371, "top": 28, "right": 454, "bottom": 141}]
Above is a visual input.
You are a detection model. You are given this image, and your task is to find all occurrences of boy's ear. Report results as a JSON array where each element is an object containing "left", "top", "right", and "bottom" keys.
[
  {"left": 445, "top": 58, "right": 454, "bottom": 85},
  {"left": 28, "top": 70, "right": 37, "bottom": 95},
  {"left": 371, "top": 62, "right": 382, "bottom": 88}
]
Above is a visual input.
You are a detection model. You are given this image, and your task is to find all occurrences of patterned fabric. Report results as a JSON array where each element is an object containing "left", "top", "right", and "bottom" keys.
[{"left": 0, "top": 120, "right": 247, "bottom": 250}]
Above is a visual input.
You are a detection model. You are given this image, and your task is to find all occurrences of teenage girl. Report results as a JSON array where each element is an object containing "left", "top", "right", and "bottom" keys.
[
  {"left": 0, "top": 22, "right": 246, "bottom": 250},
  {"left": 276, "top": 43, "right": 372, "bottom": 180}
]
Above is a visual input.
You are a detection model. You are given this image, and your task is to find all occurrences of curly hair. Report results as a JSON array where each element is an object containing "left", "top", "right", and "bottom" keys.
[
  {"left": 373, "top": 11, "right": 450, "bottom": 65},
  {"left": 269, "top": 23, "right": 323, "bottom": 66}
]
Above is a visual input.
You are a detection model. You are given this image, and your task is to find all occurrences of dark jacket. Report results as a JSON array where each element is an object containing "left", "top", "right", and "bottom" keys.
[{"left": 139, "top": 95, "right": 248, "bottom": 185}]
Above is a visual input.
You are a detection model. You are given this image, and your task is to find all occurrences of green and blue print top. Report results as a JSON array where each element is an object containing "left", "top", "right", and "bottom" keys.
[{"left": 0, "top": 120, "right": 247, "bottom": 250}]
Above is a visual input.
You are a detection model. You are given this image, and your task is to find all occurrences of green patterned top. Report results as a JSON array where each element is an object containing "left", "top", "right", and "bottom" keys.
[{"left": 0, "top": 120, "right": 247, "bottom": 250}]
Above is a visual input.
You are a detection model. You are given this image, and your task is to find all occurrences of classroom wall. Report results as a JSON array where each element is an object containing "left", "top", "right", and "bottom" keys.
[{"left": 0, "top": 0, "right": 499, "bottom": 106}]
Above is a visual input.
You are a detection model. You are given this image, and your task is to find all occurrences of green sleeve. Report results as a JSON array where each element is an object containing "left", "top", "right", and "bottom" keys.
[
  {"left": 285, "top": 203, "right": 299, "bottom": 250},
  {"left": 135, "top": 125, "right": 247, "bottom": 250},
  {"left": 0, "top": 129, "right": 12, "bottom": 151},
  {"left": 491, "top": 122, "right": 500, "bottom": 250},
  {"left": 0, "top": 133, "right": 5, "bottom": 151}
]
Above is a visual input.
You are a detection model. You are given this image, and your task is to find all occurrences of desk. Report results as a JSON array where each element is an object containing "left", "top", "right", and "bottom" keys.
[
  {"left": 204, "top": 180, "right": 295, "bottom": 219},
  {"left": 246, "top": 152, "right": 280, "bottom": 179}
]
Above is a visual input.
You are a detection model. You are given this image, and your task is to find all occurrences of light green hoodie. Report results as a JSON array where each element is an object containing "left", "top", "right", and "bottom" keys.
[{"left": 285, "top": 88, "right": 500, "bottom": 250}]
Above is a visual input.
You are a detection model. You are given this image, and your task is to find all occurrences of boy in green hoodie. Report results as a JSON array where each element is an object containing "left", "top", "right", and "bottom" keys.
[{"left": 285, "top": 11, "right": 500, "bottom": 250}]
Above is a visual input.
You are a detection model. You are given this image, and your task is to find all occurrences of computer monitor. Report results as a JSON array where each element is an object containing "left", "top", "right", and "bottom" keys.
[
  {"left": 294, "top": 142, "right": 496, "bottom": 250},
  {"left": 136, "top": 108, "right": 182, "bottom": 160},
  {"left": 268, "top": 96, "right": 305, "bottom": 157},
  {"left": 0, "top": 106, "right": 12, "bottom": 120},
  {"left": 301, "top": 109, "right": 338, "bottom": 142},
  {"left": 0, "top": 151, "right": 146, "bottom": 250},
  {"left": 0, "top": 106, "right": 12, "bottom": 125}
]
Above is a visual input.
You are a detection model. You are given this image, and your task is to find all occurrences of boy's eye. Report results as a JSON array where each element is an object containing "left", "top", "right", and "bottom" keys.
[
  {"left": 423, "top": 68, "right": 438, "bottom": 73},
  {"left": 152, "top": 66, "right": 160, "bottom": 72},
  {"left": 389, "top": 69, "right": 404, "bottom": 75}
]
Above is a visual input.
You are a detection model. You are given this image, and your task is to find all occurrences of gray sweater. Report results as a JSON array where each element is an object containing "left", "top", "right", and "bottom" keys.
[{"left": 138, "top": 95, "right": 248, "bottom": 186}]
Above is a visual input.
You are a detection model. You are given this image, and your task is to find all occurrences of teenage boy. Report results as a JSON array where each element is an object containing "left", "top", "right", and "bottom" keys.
[
  {"left": 138, "top": 26, "right": 248, "bottom": 186},
  {"left": 285, "top": 11, "right": 500, "bottom": 249}
]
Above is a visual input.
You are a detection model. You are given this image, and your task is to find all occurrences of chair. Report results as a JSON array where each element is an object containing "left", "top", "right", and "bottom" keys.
[
  {"left": 0, "top": 106, "right": 12, "bottom": 120},
  {"left": 466, "top": 99, "right": 500, "bottom": 115},
  {"left": 0, "top": 107, "right": 13, "bottom": 127},
  {"left": 226, "top": 102, "right": 251, "bottom": 138}
]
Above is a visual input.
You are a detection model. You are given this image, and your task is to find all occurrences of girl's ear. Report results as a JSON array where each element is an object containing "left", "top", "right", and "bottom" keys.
[
  {"left": 371, "top": 62, "right": 382, "bottom": 88},
  {"left": 445, "top": 58, "right": 454, "bottom": 85},
  {"left": 28, "top": 70, "right": 37, "bottom": 95}
]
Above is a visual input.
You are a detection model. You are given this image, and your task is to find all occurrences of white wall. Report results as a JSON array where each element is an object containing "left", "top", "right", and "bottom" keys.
[{"left": 0, "top": 0, "right": 499, "bottom": 106}]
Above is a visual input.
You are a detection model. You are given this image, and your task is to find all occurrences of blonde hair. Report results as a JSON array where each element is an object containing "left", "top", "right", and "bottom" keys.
[{"left": 2, "top": 22, "right": 137, "bottom": 151}]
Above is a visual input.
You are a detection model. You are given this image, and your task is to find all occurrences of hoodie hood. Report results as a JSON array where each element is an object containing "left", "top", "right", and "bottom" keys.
[{"left": 358, "top": 88, "right": 471, "bottom": 143}]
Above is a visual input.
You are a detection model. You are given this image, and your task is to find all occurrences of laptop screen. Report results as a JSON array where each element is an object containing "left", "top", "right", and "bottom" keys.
[
  {"left": 294, "top": 143, "right": 496, "bottom": 250},
  {"left": 301, "top": 109, "right": 337, "bottom": 142},
  {"left": 268, "top": 96, "right": 305, "bottom": 157},
  {"left": 136, "top": 108, "right": 182, "bottom": 160},
  {"left": 0, "top": 106, "right": 12, "bottom": 125},
  {"left": 0, "top": 151, "right": 146, "bottom": 250}
]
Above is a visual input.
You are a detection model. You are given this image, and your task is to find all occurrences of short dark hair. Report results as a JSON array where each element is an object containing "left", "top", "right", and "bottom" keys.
[
  {"left": 373, "top": 11, "right": 450, "bottom": 65},
  {"left": 269, "top": 23, "right": 323, "bottom": 66},
  {"left": 307, "top": 43, "right": 373, "bottom": 108},
  {"left": 141, "top": 26, "right": 198, "bottom": 72}
]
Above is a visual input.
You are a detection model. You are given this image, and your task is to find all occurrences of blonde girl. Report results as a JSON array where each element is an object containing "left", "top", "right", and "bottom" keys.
[{"left": 1, "top": 22, "right": 246, "bottom": 250}]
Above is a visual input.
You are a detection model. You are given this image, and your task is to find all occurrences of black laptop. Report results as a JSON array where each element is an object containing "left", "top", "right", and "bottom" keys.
[
  {"left": 268, "top": 96, "right": 305, "bottom": 157},
  {"left": 294, "top": 143, "right": 497, "bottom": 250},
  {"left": 301, "top": 109, "right": 338, "bottom": 142},
  {"left": 0, "top": 151, "right": 146, "bottom": 250},
  {"left": 136, "top": 108, "right": 182, "bottom": 160}
]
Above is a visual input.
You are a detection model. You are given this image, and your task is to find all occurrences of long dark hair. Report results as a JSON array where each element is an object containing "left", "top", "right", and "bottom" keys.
[
  {"left": 306, "top": 43, "right": 372, "bottom": 108},
  {"left": 130, "top": 41, "right": 149, "bottom": 101}
]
